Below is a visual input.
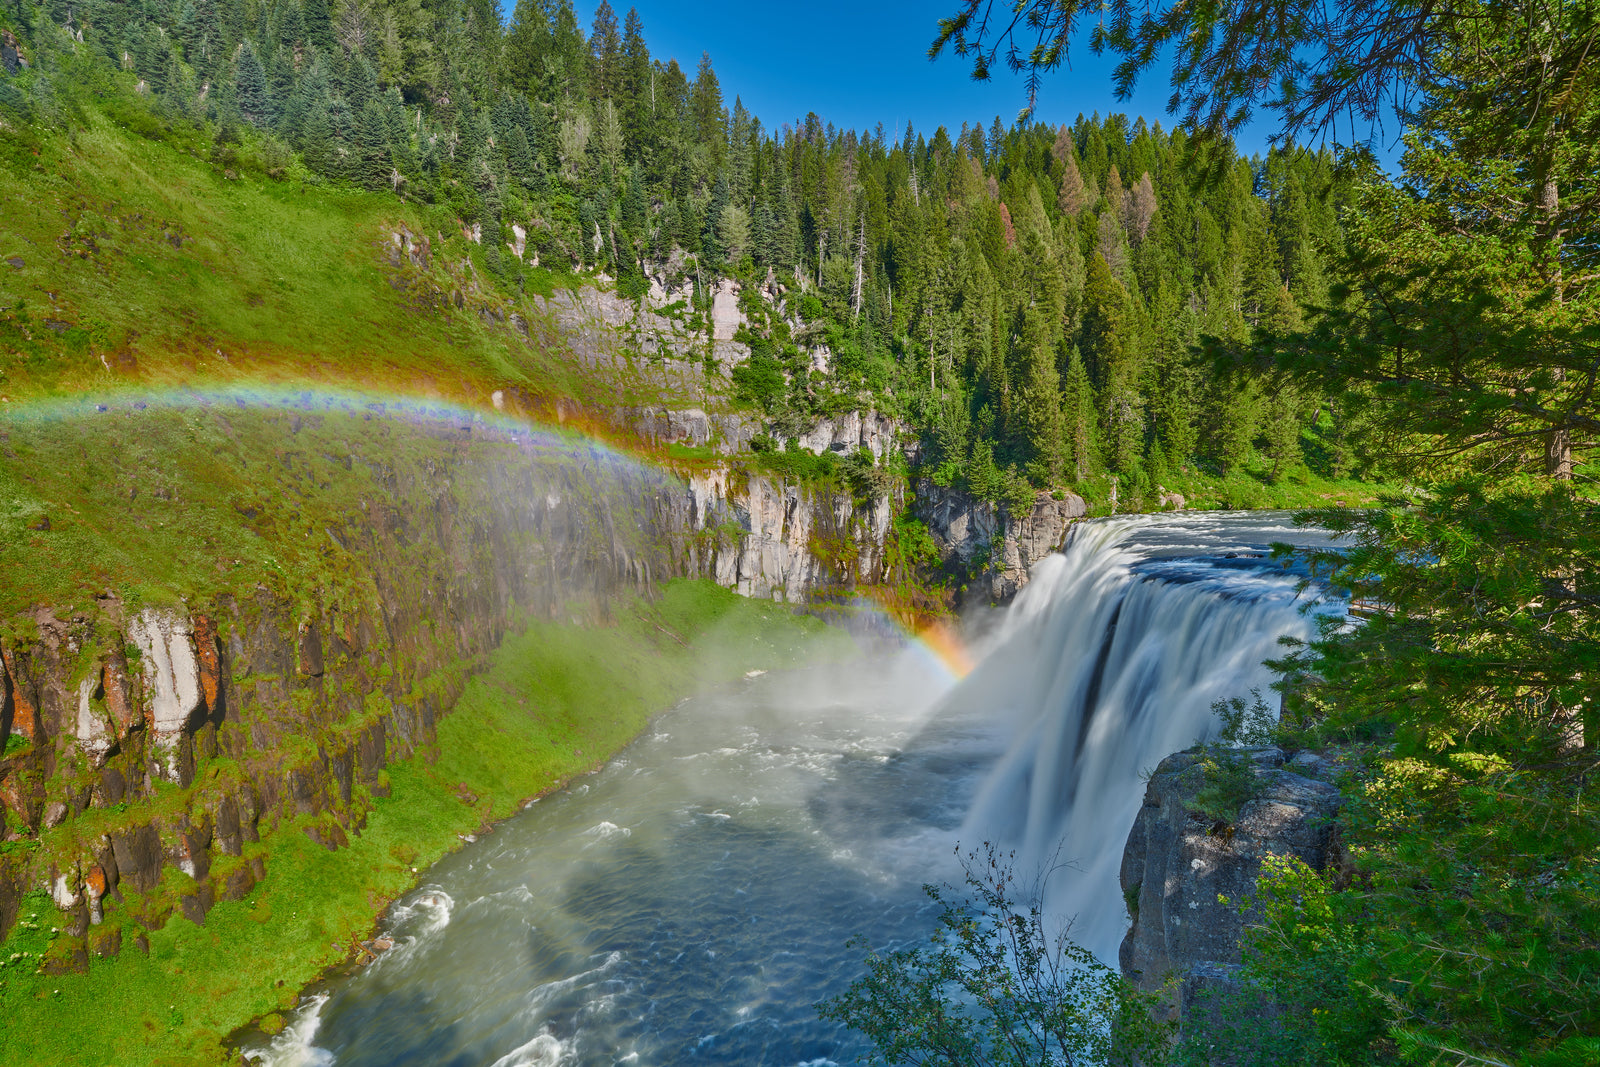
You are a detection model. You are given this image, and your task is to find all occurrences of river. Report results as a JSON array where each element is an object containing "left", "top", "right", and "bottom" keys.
[{"left": 250, "top": 511, "right": 1339, "bottom": 1067}]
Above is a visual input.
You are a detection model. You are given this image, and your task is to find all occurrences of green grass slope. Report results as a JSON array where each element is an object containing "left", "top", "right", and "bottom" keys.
[{"left": 0, "top": 98, "right": 588, "bottom": 407}]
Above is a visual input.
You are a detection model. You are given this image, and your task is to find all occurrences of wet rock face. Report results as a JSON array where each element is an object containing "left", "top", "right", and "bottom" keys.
[
  {"left": 1119, "top": 747, "right": 1344, "bottom": 1019},
  {"left": 675, "top": 469, "right": 897, "bottom": 602}
]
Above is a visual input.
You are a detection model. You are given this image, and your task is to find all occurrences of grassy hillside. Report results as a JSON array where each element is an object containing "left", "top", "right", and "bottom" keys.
[{"left": 0, "top": 99, "right": 591, "bottom": 408}]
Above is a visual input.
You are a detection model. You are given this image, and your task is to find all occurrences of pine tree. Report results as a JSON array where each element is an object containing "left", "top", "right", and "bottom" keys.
[
  {"left": 356, "top": 97, "right": 391, "bottom": 189},
  {"left": 235, "top": 38, "right": 269, "bottom": 126},
  {"left": 1020, "top": 334, "right": 1065, "bottom": 483},
  {"left": 621, "top": 162, "right": 647, "bottom": 255},
  {"left": 550, "top": 0, "right": 586, "bottom": 99},
  {"left": 1260, "top": 381, "right": 1303, "bottom": 481},
  {"left": 727, "top": 97, "right": 753, "bottom": 202},
  {"left": 300, "top": 97, "right": 335, "bottom": 174},
  {"left": 303, "top": 0, "right": 336, "bottom": 53},
  {"left": 689, "top": 51, "right": 723, "bottom": 169},
  {"left": 1057, "top": 149, "right": 1088, "bottom": 217},
  {"left": 267, "top": 46, "right": 296, "bottom": 129},
  {"left": 505, "top": 124, "right": 536, "bottom": 186},
  {"left": 719, "top": 204, "right": 752, "bottom": 268},
  {"left": 618, "top": 7, "right": 650, "bottom": 151},
  {"left": 1061, "top": 346, "right": 1097, "bottom": 481},
  {"left": 1079, "top": 252, "right": 1131, "bottom": 388},
  {"left": 501, "top": 0, "right": 548, "bottom": 94},
  {"left": 588, "top": 0, "right": 620, "bottom": 100}
]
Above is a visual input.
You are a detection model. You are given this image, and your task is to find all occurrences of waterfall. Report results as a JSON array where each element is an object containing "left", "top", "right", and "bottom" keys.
[{"left": 951, "top": 513, "right": 1337, "bottom": 963}]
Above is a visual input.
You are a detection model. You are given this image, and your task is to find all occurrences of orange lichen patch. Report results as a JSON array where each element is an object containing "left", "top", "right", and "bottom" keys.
[
  {"left": 1, "top": 643, "right": 37, "bottom": 741},
  {"left": 103, "top": 653, "right": 138, "bottom": 737},
  {"left": 193, "top": 613, "right": 222, "bottom": 713},
  {"left": 85, "top": 865, "right": 108, "bottom": 900}
]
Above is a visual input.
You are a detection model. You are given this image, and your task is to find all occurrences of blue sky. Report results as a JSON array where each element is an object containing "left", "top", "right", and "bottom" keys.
[{"left": 555, "top": 0, "right": 1290, "bottom": 157}]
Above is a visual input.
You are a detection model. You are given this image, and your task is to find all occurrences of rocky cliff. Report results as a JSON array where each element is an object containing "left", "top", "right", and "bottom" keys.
[
  {"left": 676, "top": 468, "right": 897, "bottom": 602},
  {"left": 1119, "top": 746, "right": 1346, "bottom": 1021},
  {"left": 918, "top": 482, "right": 1087, "bottom": 600},
  {"left": 0, "top": 395, "right": 927, "bottom": 964}
]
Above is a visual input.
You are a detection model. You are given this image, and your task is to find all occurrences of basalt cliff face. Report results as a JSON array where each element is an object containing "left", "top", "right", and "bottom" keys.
[
  {"left": 918, "top": 482, "right": 1088, "bottom": 601},
  {"left": 0, "top": 401, "right": 931, "bottom": 964},
  {"left": 677, "top": 468, "right": 897, "bottom": 602}
]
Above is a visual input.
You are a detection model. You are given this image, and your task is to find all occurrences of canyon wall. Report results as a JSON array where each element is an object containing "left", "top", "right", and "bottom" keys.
[
  {"left": 0, "top": 410, "right": 686, "bottom": 964},
  {"left": 0, "top": 402, "right": 919, "bottom": 964}
]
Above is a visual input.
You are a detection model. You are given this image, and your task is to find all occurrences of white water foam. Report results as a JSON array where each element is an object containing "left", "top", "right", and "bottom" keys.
[
  {"left": 486, "top": 1030, "right": 567, "bottom": 1067},
  {"left": 244, "top": 993, "right": 334, "bottom": 1067},
  {"left": 581, "top": 820, "right": 632, "bottom": 842}
]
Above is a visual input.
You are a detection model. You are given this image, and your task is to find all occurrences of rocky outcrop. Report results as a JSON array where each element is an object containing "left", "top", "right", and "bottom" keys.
[
  {"left": 792, "top": 409, "right": 906, "bottom": 462},
  {"left": 1119, "top": 747, "right": 1345, "bottom": 1019},
  {"left": 918, "top": 484, "right": 1086, "bottom": 601},
  {"left": 615, "top": 404, "right": 909, "bottom": 465},
  {"left": 614, "top": 406, "right": 764, "bottom": 456},
  {"left": 1, "top": 28, "right": 26, "bottom": 75},
  {"left": 672, "top": 468, "right": 898, "bottom": 601}
]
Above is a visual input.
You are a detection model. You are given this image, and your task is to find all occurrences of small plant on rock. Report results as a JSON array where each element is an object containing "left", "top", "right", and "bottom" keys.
[
  {"left": 818, "top": 844, "right": 1175, "bottom": 1066},
  {"left": 1191, "top": 689, "right": 1279, "bottom": 827}
]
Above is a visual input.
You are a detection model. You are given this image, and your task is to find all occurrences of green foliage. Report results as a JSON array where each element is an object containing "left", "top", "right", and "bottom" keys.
[
  {"left": 730, "top": 340, "right": 786, "bottom": 412},
  {"left": 751, "top": 443, "right": 841, "bottom": 486},
  {"left": 1189, "top": 689, "right": 1278, "bottom": 826},
  {"left": 1177, "top": 854, "right": 1388, "bottom": 1067},
  {"left": 0, "top": 3, "right": 1374, "bottom": 507},
  {"left": 1258, "top": 484, "right": 1600, "bottom": 1062},
  {"left": 819, "top": 845, "right": 1176, "bottom": 1066}
]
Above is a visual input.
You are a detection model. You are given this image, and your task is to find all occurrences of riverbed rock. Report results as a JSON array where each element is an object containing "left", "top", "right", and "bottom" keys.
[{"left": 1119, "top": 747, "right": 1343, "bottom": 1020}]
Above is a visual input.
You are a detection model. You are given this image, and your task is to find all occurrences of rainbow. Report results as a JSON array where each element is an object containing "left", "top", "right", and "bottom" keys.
[
  {"left": 0, "top": 380, "right": 656, "bottom": 466},
  {"left": 2, "top": 380, "right": 980, "bottom": 683},
  {"left": 909, "top": 617, "right": 975, "bottom": 681}
]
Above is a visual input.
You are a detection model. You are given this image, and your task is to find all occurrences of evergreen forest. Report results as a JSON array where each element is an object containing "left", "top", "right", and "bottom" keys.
[{"left": 1, "top": 0, "right": 1363, "bottom": 512}]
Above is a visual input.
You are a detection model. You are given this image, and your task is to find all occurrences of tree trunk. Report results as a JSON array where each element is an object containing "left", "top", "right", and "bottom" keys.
[{"left": 1545, "top": 424, "right": 1572, "bottom": 479}]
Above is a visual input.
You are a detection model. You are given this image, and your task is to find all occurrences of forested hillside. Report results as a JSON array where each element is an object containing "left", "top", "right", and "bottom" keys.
[{"left": 1, "top": 0, "right": 1365, "bottom": 511}]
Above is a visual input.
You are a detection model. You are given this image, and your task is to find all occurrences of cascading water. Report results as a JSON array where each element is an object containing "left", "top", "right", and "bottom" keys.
[
  {"left": 950, "top": 514, "right": 1337, "bottom": 961},
  {"left": 247, "top": 512, "right": 1336, "bottom": 1067}
]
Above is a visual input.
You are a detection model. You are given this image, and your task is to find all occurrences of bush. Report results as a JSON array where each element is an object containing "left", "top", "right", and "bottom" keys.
[
  {"left": 1191, "top": 689, "right": 1279, "bottom": 826},
  {"left": 731, "top": 343, "right": 786, "bottom": 412},
  {"left": 818, "top": 844, "right": 1176, "bottom": 1066}
]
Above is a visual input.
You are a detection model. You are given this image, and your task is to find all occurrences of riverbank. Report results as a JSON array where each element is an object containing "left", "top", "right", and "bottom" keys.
[{"left": 0, "top": 580, "right": 850, "bottom": 1066}]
